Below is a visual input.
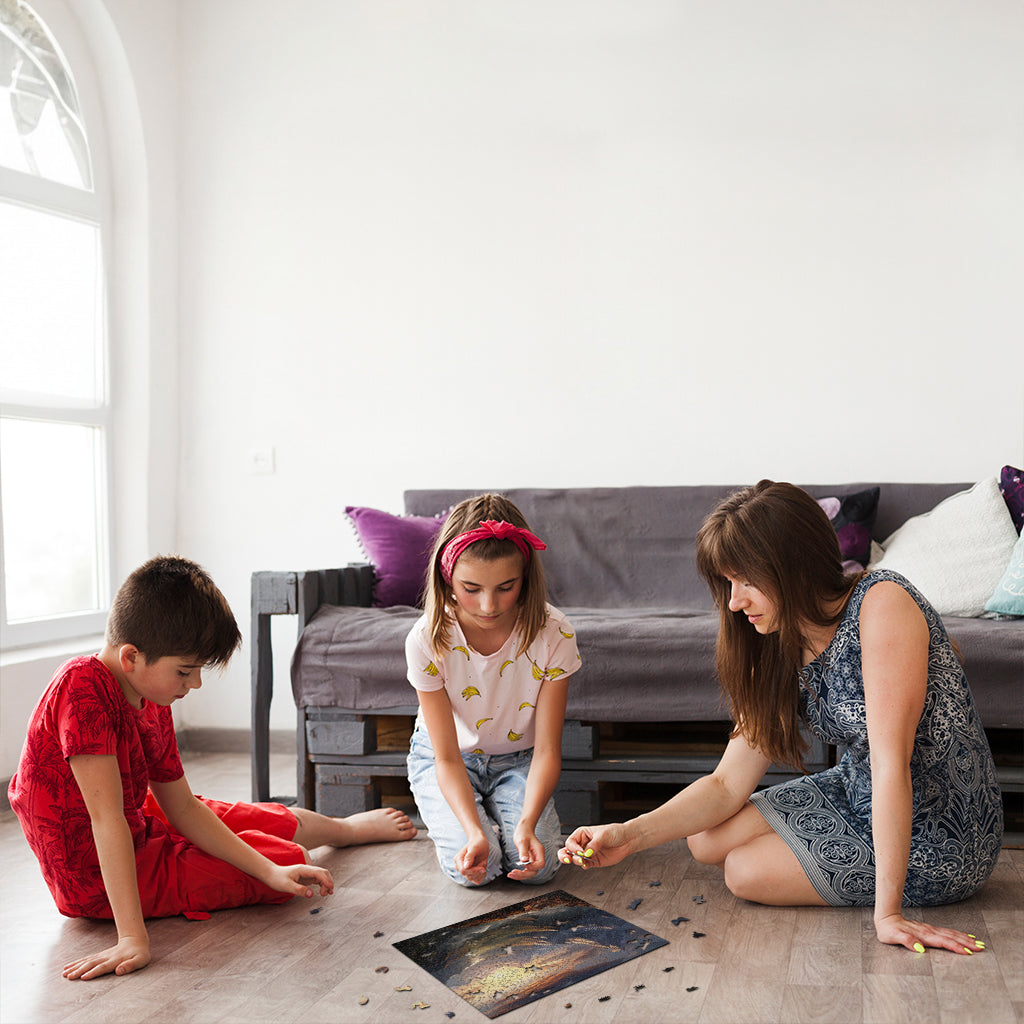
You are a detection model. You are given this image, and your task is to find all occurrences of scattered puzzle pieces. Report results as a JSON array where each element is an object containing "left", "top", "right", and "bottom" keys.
[
  {"left": 374, "top": 966, "right": 389, "bottom": 974},
  {"left": 687, "top": 986, "right": 699, "bottom": 992},
  {"left": 692, "top": 931, "right": 706, "bottom": 939},
  {"left": 693, "top": 894, "right": 706, "bottom": 904},
  {"left": 663, "top": 966, "right": 675, "bottom": 973},
  {"left": 671, "top": 916, "right": 690, "bottom": 926},
  {"left": 648, "top": 880, "right": 661, "bottom": 887},
  {"left": 358, "top": 996, "right": 369, "bottom": 1006},
  {"left": 309, "top": 908, "right": 321, "bottom": 915},
  {"left": 598, "top": 995, "right": 611, "bottom": 1002},
  {"left": 628, "top": 898, "right": 643, "bottom": 910}
]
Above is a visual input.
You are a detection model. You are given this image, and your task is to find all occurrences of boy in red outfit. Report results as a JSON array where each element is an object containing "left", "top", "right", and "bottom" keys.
[{"left": 9, "top": 555, "right": 417, "bottom": 980}]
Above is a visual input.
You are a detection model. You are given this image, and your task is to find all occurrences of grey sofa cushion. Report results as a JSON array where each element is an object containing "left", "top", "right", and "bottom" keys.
[
  {"left": 403, "top": 484, "right": 973, "bottom": 611},
  {"left": 291, "top": 604, "right": 724, "bottom": 723}
]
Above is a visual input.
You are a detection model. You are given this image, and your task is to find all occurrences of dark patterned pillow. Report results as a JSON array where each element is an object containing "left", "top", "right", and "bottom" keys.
[
  {"left": 816, "top": 487, "right": 880, "bottom": 571},
  {"left": 999, "top": 464, "right": 1024, "bottom": 534}
]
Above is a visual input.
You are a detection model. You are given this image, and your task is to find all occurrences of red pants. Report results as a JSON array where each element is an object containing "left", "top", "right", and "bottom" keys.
[{"left": 121, "top": 793, "right": 304, "bottom": 920}]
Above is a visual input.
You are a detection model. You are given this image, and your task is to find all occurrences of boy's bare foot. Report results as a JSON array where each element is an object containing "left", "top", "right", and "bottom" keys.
[{"left": 337, "top": 807, "right": 418, "bottom": 846}]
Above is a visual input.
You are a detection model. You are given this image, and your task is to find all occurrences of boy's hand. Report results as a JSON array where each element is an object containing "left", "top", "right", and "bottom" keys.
[
  {"left": 266, "top": 863, "right": 335, "bottom": 898},
  {"left": 455, "top": 835, "right": 491, "bottom": 885},
  {"left": 63, "top": 935, "right": 151, "bottom": 980}
]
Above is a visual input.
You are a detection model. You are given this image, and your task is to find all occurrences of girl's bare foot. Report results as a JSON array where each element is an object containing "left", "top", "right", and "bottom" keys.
[{"left": 335, "top": 807, "right": 418, "bottom": 846}]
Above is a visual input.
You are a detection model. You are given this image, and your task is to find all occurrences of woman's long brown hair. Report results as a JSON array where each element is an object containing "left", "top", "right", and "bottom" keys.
[
  {"left": 422, "top": 493, "right": 549, "bottom": 659},
  {"left": 696, "top": 481, "right": 862, "bottom": 772}
]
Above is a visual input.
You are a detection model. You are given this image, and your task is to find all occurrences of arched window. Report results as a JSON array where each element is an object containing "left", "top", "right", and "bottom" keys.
[{"left": 0, "top": 0, "right": 111, "bottom": 647}]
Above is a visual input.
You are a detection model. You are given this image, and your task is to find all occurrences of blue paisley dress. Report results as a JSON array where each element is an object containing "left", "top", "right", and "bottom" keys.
[{"left": 750, "top": 570, "right": 1003, "bottom": 907}]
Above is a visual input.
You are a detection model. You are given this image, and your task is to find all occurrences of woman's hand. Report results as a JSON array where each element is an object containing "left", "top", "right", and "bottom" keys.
[
  {"left": 455, "top": 834, "right": 491, "bottom": 885},
  {"left": 875, "top": 913, "right": 986, "bottom": 955},
  {"left": 557, "top": 823, "right": 634, "bottom": 870},
  {"left": 63, "top": 935, "right": 151, "bottom": 980}
]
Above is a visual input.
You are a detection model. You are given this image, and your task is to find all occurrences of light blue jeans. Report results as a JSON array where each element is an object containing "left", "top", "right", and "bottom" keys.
[{"left": 407, "top": 727, "right": 562, "bottom": 887}]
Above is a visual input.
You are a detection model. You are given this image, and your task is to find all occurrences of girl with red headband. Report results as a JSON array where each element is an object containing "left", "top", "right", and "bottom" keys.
[{"left": 405, "top": 493, "right": 582, "bottom": 886}]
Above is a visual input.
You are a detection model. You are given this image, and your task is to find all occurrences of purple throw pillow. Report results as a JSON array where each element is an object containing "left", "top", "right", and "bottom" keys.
[
  {"left": 999, "top": 465, "right": 1024, "bottom": 534},
  {"left": 345, "top": 506, "right": 446, "bottom": 607},
  {"left": 816, "top": 486, "right": 880, "bottom": 572}
]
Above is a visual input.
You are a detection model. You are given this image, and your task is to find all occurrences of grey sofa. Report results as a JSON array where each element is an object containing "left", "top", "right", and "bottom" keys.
[{"left": 250, "top": 484, "right": 1023, "bottom": 828}]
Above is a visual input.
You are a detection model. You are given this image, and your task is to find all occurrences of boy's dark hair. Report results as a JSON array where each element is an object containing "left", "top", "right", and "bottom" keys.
[{"left": 106, "top": 555, "right": 241, "bottom": 667}]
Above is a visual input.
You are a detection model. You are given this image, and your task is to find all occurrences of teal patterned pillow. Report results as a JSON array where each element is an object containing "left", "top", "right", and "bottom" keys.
[{"left": 985, "top": 529, "right": 1024, "bottom": 617}]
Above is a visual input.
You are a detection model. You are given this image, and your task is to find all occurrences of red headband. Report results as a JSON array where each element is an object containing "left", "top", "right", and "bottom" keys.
[{"left": 439, "top": 520, "right": 546, "bottom": 584}]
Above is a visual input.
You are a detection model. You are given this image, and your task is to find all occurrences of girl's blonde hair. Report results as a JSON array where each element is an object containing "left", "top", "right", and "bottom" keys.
[
  {"left": 423, "top": 493, "right": 548, "bottom": 659},
  {"left": 695, "top": 481, "right": 862, "bottom": 772}
]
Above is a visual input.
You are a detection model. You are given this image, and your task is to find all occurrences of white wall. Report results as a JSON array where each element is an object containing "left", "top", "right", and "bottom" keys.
[
  {"left": 5, "top": 2, "right": 1023, "bottom": 775},
  {"left": 172, "top": 0, "right": 1023, "bottom": 733}
]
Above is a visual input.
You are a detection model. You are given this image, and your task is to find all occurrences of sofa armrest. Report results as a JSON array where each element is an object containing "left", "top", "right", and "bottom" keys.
[{"left": 250, "top": 564, "right": 375, "bottom": 801}]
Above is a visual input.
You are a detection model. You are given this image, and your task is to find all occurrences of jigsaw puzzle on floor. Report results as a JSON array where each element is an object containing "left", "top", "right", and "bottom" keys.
[{"left": 392, "top": 889, "right": 669, "bottom": 1018}]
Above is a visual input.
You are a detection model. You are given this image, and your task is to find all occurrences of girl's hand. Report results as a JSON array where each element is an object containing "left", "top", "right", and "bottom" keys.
[
  {"left": 63, "top": 935, "right": 151, "bottom": 980},
  {"left": 455, "top": 835, "right": 491, "bottom": 885},
  {"left": 266, "top": 862, "right": 335, "bottom": 898},
  {"left": 508, "top": 826, "right": 544, "bottom": 880},
  {"left": 875, "top": 914, "right": 986, "bottom": 955},
  {"left": 558, "top": 823, "right": 634, "bottom": 870}
]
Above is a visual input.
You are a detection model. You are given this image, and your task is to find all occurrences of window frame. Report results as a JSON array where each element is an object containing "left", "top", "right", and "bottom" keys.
[{"left": 0, "top": 1, "right": 114, "bottom": 650}]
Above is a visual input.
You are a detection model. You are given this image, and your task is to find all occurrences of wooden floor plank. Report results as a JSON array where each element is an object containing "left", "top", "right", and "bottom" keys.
[{"left": 1, "top": 751, "right": 1021, "bottom": 1024}]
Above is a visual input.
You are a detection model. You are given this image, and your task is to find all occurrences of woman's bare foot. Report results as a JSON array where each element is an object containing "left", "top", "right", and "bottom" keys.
[{"left": 335, "top": 807, "right": 418, "bottom": 847}]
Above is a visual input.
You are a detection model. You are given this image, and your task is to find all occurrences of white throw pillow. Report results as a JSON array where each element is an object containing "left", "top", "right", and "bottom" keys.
[{"left": 872, "top": 477, "right": 1018, "bottom": 617}]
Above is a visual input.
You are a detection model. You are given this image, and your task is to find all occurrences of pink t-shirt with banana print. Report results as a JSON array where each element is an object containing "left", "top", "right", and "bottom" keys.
[{"left": 406, "top": 604, "right": 581, "bottom": 755}]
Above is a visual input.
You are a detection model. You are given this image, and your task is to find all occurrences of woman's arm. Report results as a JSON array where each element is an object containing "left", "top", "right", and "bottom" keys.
[
  {"left": 148, "top": 776, "right": 333, "bottom": 898},
  {"left": 508, "top": 678, "right": 568, "bottom": 877},
  {"left": 65, "top": 754, "right": 151, "bottom": 979},
  {"left": 560, "top": 732, "right": 771, "bottom": 868},
  {"left": 416, "top": 687, "right": 491, "bottom": 884},
  {"left": 861, "top": 582, "right": 983, "bottom": 955}
]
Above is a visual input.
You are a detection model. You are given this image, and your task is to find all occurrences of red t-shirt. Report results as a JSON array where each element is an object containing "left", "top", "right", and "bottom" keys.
[{"left": 8, "top": 655, "right": 184, "bottom": 917}]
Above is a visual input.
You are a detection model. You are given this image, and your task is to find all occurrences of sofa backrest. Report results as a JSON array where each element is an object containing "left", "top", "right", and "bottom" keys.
[{"left": 405, "top": 483, "right": 972, "bottom": 611}]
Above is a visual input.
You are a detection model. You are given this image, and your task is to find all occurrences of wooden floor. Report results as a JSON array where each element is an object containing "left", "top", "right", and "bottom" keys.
[{"left": 2, "top": 752, "right": 1022, "bottom": 1024}]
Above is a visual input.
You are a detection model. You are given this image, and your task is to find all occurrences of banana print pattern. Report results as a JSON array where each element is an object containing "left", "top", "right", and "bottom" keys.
[
  {"left": 407, "top": 604, "right": 581, "bottom": 753},
  {"left": 527, "top": 655, "right": 566, "bottom": 682}
]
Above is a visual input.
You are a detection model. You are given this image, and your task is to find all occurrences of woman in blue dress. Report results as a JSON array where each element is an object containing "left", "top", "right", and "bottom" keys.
[{"left": 559, "top": 481, "right": 1002, "bottom": 955}]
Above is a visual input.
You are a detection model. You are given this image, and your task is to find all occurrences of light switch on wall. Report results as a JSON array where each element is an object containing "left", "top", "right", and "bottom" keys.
[{"left": 247, "top": 446, "right": 275, "bottom": 475}]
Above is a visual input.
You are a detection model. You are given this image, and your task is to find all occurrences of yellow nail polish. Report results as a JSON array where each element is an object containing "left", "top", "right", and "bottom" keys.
[
  {"left": 913, "top": 942, "right": 926, "bottom": 953},
  {"left": 968, "top": 934, "right": 976, "bottom": 938},
  {"left": 975, "top": 941, "right": 986, "bottom": 949},
  {"left": 963, "top": 947, "right": 973, "bottom": 955},
  {"left": 561, "top": 855, "right": 571, "bottom": 864},
  {"left": 584, "top": 849, "right": 594, "bottom": 858}
]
